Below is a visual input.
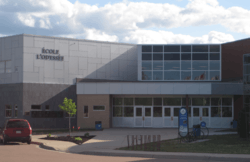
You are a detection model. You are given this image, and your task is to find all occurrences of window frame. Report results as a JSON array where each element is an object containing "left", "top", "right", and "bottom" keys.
[
  {"left": 5, "top": 104, "right": 12, "bottom": 118},
  {"left": 93, "top": 105, "right": 105, "bottom": 111},
  {"left": 14, "top": 104, "right": 18, "bottom": 118},
  {"left": 83, "top": 105, "right": 89, "bottom": 118},
  {"left": 31, "top": 105, "right": 42, "bottom": 111}
]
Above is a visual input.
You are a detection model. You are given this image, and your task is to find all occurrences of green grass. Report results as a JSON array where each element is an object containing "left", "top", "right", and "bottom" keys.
[
  {"left": 118, "top": 134, "right": 250, "bottom": 154},
  {"left": 32, "top": 128, "right": 96, "bottom": 135}
]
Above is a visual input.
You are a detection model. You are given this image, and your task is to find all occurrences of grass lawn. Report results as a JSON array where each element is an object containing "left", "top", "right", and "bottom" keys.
[
  {"left": 118, "top": 134, "right": 250, "bottom": 154},
  {"left": 32, "top": 128, "right": 97, "bottom": 135}
]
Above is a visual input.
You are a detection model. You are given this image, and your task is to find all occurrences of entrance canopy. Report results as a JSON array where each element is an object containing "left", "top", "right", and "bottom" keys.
[{"left": 77, "top": 82, "right": 243, "bottom": 95}]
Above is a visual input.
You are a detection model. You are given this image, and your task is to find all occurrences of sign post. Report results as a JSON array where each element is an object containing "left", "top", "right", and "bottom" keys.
[{"left": 178, "top": 107, "right": 188, "bottom": 138}]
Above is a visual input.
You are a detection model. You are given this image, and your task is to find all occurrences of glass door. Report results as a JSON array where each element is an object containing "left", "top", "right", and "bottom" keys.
[
  {"left": 144, "top": 106, "right": 152, "bottom": 127},
  {"left": 173, "top": 107, "right": 180, "bottom": 127},
  {"left": 134, "top": 106, "right": 152, "bottom": 127},
  {"left": 201, "top": 107, "right": 210, "bottom": 127},
  {"left": 164, "top": 107, "right": 172, "bottom": 127},
  {"left": 134, "top": 107, "right": 143, "bottom": 127},
  {"left": 192, "top": 107, "right": 210, "bottom": 127}
]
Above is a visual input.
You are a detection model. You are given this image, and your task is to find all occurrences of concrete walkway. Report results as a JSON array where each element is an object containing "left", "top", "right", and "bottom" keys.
[{"left": 32, "top": 128, "right": 249, "bottom": 161}]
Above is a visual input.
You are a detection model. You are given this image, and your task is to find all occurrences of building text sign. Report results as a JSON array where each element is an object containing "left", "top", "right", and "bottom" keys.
[{"left": 36, "top": 48, "right": 64, "bottom": 61}]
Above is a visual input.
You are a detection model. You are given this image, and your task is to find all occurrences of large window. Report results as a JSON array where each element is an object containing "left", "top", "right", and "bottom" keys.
[
  {"left": 113, "top": 107, "right": 122, "bottom": 117},
  {"left": 5, "top": 105, "right": 12, "bottom": 117},
  {"left": 141, "top": 45, "right": 221, "bottom": 81}
]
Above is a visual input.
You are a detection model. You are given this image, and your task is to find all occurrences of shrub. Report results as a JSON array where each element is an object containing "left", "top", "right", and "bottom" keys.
[
  {"left": 75, "top": 137, "right": 82, "bottom": 141},
  {"left": 47, "top": 133, "right": 51, "bottom": 137}
]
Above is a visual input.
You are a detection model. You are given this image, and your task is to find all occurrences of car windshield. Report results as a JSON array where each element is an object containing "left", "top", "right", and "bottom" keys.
[{"left": 6, "top": 121, "right": 29, "bottom": 128}]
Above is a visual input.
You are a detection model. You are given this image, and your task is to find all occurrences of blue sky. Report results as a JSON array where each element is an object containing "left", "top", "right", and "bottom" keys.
[{"left": 0, "top": 0, "right": 250, "bottom": 44}]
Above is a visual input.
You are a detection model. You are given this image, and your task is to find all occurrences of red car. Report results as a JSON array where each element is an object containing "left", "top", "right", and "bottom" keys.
[{"left": 0, "top": 119, "right": 32, "bottom": 145}]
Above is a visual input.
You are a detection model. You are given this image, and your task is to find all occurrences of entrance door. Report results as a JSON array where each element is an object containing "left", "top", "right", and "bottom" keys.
[
  {"left": 134, "top": 106, "right": 152, "bottom": 127},
  {"left": 163, "top": 107, "right": 172, "bottom": 127},
  {"left": 163, "top": 107, "right": 180, "bottom": 127},
  {"left": 192, "top": 107, "right": 210, "bottom": 127}
]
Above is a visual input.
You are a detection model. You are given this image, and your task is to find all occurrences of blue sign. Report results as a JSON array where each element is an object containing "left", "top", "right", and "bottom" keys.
[
  {"left": 201, "top": 121, "right": 206, "bottom": 127},
  {"left": 178, "top": 107, "right": 188, "bottom": 137}
]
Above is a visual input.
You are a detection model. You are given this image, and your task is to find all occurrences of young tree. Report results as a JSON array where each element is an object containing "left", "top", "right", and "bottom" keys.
[{"left": 59, "top": 97, "right": 77, "bottom": 136}]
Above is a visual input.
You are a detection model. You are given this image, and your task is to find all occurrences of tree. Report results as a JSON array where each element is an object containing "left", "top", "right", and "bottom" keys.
[{"left": 59, "top": 97, "right": 77, "bottom": 136}]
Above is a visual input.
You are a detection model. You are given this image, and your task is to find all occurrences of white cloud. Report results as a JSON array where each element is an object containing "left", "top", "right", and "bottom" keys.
[
  {"left": 123, "top": 30, "right": 234, "bottom": 44},
  {"left": 0, "top": 0, "right": 249, "bottom": 44}
]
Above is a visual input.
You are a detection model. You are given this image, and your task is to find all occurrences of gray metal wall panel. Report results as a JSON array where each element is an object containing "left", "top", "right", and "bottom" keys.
[{"left": 211, "top": 83, "right": 243, "bottom": 95}]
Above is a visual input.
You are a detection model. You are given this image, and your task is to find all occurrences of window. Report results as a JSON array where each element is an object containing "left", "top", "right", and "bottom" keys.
[
  {"left": 153, "top": 71, "right": 163, "bottom": 80},
  {"left": 192, "top": 71, "right": 208, "bottom": 80},
  {"left": 202, "top": 108, "right": 209, "bottom": 117},
  {"left": 181, "top": 61, "right": 191, "bottom": 70},
  {"left": 45, "top": 105, "right": 50, "bottom": 110},
  {"left": 142, "top": 62, "right": 152, "bottom": 70},
  {"left": 5, "top": 105, "right": 12, "bottom": 117},
  {"left": 113, "top": 107, "right": 122, "bottom": 117},
  {"left": 192, "top": 61, "right": 208, "bottom": 70},
  {"left": 142, "top": 46, "right": 152, "bottom": 52},
  {"left": 84, "top": 106, "right": 88, "bottom": 118},
  {"left": 7, "top": 121, "right": 29, "bottom": 128},
  {"left": 181, "top": 45, "right": 191, "bottom": 52},
  {"left": 222, "top": 107, "right": 232, "bottom": 117},
  {"left": 153, "top": 62, "right": 163, "bottom": 70},
  {"left": 153, "top": 98, "right": 162, "bottom": 106},
  {"left": 211, "top": 107, "right": 221, "bottom": 117},
  {"left": 153, "top": 107, "right": 162, "bottom": 117},
  {"left": 164, "top": 54, "right": 180, "bottom": 60},
  {"left": 181, "top": 71, "right": 191, "bottom": 80},
  {"left": 210, "top": 53, "right": 220, "bottom": 60},
  {"left": 192, "top": 54, "right": 208, "bottom": 60},
  {"left": 210, "top": 71, "right": 220, "bottom": 80},
  {"left": 31, "top": 105, "right": 41, "bottom": 110},
  {"left": 210, "top": 61, "right": 220, "bottom": 70},
  {"left": 193, "top": 108, "right": 199, "bottom": 117},
  {"left": 93, "top": 106, "right": 105, "bottom": 111},
  {"left": 211, "top": 98, "right": 221, "bottom": 106},
  {"left": 153, "top": 54, "right": 163, "bottom": 60},
  {"left": 145, "top": 108, "right": 151, "bottom": 116},
  {"left": 142, "top": 53, "right": 152, "bottom": 60},
  {"left": 124, "top": 107, "right": 133, "bottom": 117},
  {"left": 192, "top": 98, "right": 210, "bottom": 106},
  {"left": 124, "top": 98, "right": 133, "bottom": 105},
  {"left": 14, "top": 104, "right": 18, "bottom": 117},
  {"left": 164, "top": 71, "right": 180, "bottom": 80},
  {"left": 192, "top": 45, "right": 208, "bottom": 52},
  {"left": 135, "top": 98, "right": 152, "bottom": 106},
  {"left": 222, "top": 98, "right": 232, "bottom": 106},
  {"left": 174, "top": 108, "right": 180, "bottom": 117},
  {"left": 164, "top": 108, "right": 170, "bottom": 116},
  {"left": 113, "top": 98, "right": 123, "bottom": 105},
  {"left": 164, "top": 45, "right": 180, "bottom": 52},
  {"left": 182, "top": 98, "right": 191, "bottom": 106},
  {"left": 181, "top": 54, "right": 191, "bottom": 60},
  {"left": 153, "top": 45, "right": 163, "bottom": 52},
  {"left": 163, "top": 98, "right": 181, "bottom": 106},
  {"left": 142, "top": 71, "right": 152, "bottom": 80},
  {"left": 210, "top": 45, "right": 220, "bottom": 52},
  {"left": 164, "top": 61, "right": 180, "bottom": 70}
]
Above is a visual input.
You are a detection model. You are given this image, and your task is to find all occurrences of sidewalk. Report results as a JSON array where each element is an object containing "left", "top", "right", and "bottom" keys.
[{"left": 32, "top": 128, "right": 249, "bottom": 161}]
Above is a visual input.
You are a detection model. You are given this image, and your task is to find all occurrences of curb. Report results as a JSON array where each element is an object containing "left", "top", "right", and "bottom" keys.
[
  {"left": 74, "top": 150, "right": 250, "bottom": 162},
  {"left": 31, "top": 141, "right": 56, "bottom": 151}
]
